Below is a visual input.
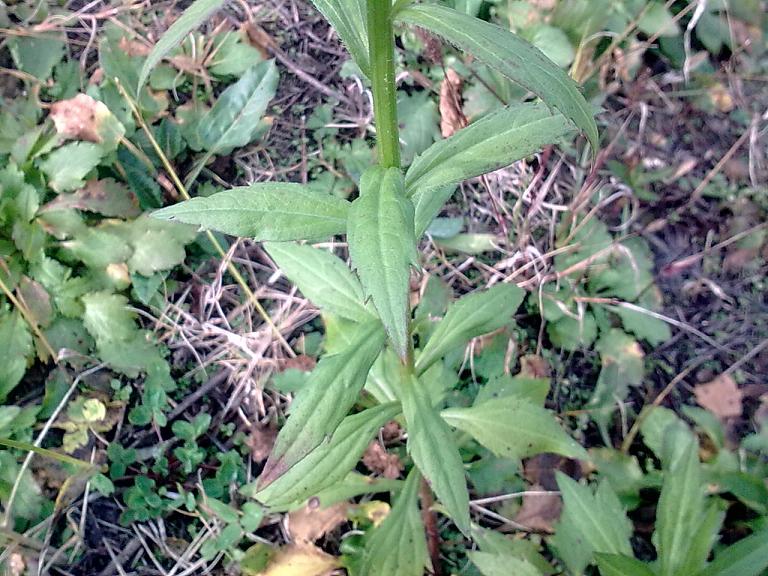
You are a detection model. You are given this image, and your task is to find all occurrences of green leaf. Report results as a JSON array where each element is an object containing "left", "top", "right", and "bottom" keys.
[
  {"left": 396, "top": 4, "right": 598, "bottom": 151},
  {"left": 347, "top": 167, "right": 418, "bottom": 359},
  {"left": 197, "top": 60, "right": 279, "bottom": 154},
  {"left": 416, "top": 284, "right": 523, "bottom": 373},
  {"left": 0, "top": 310, "right": 33, "bottom": 401},
  {"left": 309, "top": 0, "right": 370, "bottom": 75},
  {"left": 678, "top": 501, "right": 725, "bottom": 575},
  {"left": 400, "top": 375, "right": 470, "bottom": 535},
  {"left": 413, "top": 185, "right": 455, "bottom": 238},
  {"left": 265, "top": 242, "right": 372, "bottom": 322},
  {"left": 152, "top": 184, "right": 350, "bottom": 241},
  {"left": 245, "top": 403, "right": 400, "bottom": 509},
  {"left": 469, "top": 552, "right": 543, "bottom": 576},
  {"left": 40, "top": 142, "right": 104, "bottom": 193},
  {"left": 259, "top": 321, "right": 385, "bottom": 486},
  {"left": 137, "top": 0, "right": 226, "bottom": 92},
  {"left": 595, "top": 554, "right": 656, "bottom": 576},
  {"left": 406, "top": 104, "right": 575, "bottom": 199},
  {"left": 588, "top": 329, "right": 645, "bottom": 424},
  {"left": 555, "top": 473, "right": 633, "bottom": 573},
  {"left": 657, "top": 432, "right": 705, "bottom": 576},
  {"left": 8, "top": 34, "right": 65, "bottom": 80},
  {"left": 207, "top": 31, "right": 263, "bottom": 77},
  {"left": 127, "top": 228, "right": 188, "bottom": 276},
  {"left": 474, "top": 529, "right": 555, "bottom": 574},
  {"left": 397, "top": 91, "right": 440, "bottom": 165},
  {"left": 82, "top": 292, "right": 137, "bottom": 346},
  {"left": 359, "top": 469, "right": 428, "bottom": 576},
  {"left": 442, "top": 396, "right": 586, "bottom": 460},
  {"left": 41, "top": 179, "right": 141, "bottom": 218},
  {"left": 612, "top": 305, "right": 671, "bottom": 346},
  {"left": 638, "top": 2, "right": 680, "bottom": 38},
  {"left": 475, "top": 375, "right": 550, "bottom": 406},
  {"left": 697, "top": 528, "right": 768, "bottom": 576}
]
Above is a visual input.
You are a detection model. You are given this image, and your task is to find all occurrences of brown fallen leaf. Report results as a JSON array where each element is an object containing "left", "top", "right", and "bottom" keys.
[
  {"left": 362, "top": 441, "right": 403, "bottom": 479},
  {"left": 439, "top": 68, "right": 466, "bottom": 138},
  {"left": 524, "top": 454, "right": 581, "bottom": 490},
  {"left": 17, "top": 276, "right": 53, "bottom": 329},
  {"left": 513, "top": 484, "right": 561, "bottom": 533},
  {"left": 694, "top": 374, "right": 743, "bottom": 419},
  {"left": 243, "top": 22, "right": 276, "bottom": 58},
  {"left": 519, "top": 354, "right": 551, "bottom": 379},
  {"left": 49, "top": 93, "right": 124, "bottom": 148},
  {"left": 245, "top": 423, "right": 278, "bottom": 464},
  {"left": 287, "top": 503, "right": 347, "bottom": 544}
]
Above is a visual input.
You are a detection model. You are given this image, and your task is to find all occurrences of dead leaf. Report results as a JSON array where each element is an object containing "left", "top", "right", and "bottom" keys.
[
  {"left": 695, "top": 374, "right": 743, "bottom": 419},
  {"left": 41, "top": 178, "right": 140, "bottom": 218},
  {"left": 709, "top": 83, "right": 734, "bottom": 112},
  {"left": 243, "top": 22, "right": 276, "bottom": 58},
  {"left": 245, "top": 424, "right": 278, "bottom": 464},
  {"left": 17, "top": 276, "right": 53, "bottom": 329},
  {"left": 416, "top": 28, "right": 443, "bottom": 65},
  {"left": 287, "top": 503, "right": 347, "bottom": 544},
  {"left": 280, "top": 354, "right": 317, "bottom": 372},
  {"left": 381, "top": 420, "right": 402, "bottom": 442},
  {"left": 362, "top": 441, "right": 403, "bottom": 479},
  {"left": 257, "top": 544, "right": 339, "bottom": 576},
  {"left": 357, "top": 500, "right": 390, "bottom": 527},
  {"left": 439, "top": 68, "right": 466, "bottom": 138},
  {"left": 519, "top": 354, "right": 550, "bottom": 379},
  {"left": 49, "top": 93, "right": 123, "bottom": 147},
  {"left": 118, "top": 36, "right": 152, "bottom": 57},
  {"left": 524, "top": 454, "right": 581, "bottom": 490},
  {"left": 513, "top": 484, "right": 561, "bottom": 533}
]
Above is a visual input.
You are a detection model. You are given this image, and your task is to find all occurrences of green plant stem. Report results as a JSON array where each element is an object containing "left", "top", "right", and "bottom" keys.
[{"left": 367, "top": 0, "right": 401, "bottom": 169}]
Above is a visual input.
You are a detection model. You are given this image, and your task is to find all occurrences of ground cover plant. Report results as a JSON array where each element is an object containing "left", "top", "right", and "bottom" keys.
[{"left": 0, "top": 0, "right": 767, "bottom": 574}]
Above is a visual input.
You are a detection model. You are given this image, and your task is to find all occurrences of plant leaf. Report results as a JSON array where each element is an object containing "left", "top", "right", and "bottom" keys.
[
  {"left": 359, "top": 469, "right": 429, "bottom": 576},
  {"left": 152, "top": 184, "right": 350, "bottom": 241},
  {"left": 0, "top": 310, "right": 33, "bottom": 401},
  {"left": 259, "top": 320, "right": 386, "bottom": 486},
  {"left": 469, "top": 552, "right": 543, "bottom": 576},
  {"left": 416, "top": 283, "right": 524, "bottom": 373},
  {"left": 396, "top": 4, "right": 598, "bottom": 151},
  {"left": 442, "top": 396, "right": 586, "bottom": 460},
  {"left": 40, "top": 142, "right": 104, "bottom": 193},
  {"left": 197, "top": 60, "right": 279, "bottom": 154},
  {"left": 244, "top": 403, "right": 400, "bottom": 509},
  {"left": 309, "top": 0, "right": 370, "bottom": 75},
  {"left": 347, "top": 167, "right": 418, "bottom": 359},
  {"left": 406, "top": 103, "right": 575, "bottom": 199},
  {"left": 555, "top": 473, "right": 633, "bottom": 573},
  {"left": 595, "top": 554, "right": 656, "bottom": 576},
  {"left": 697, "top": 528, "right": 768, "bottom": 576},
  {"left": 137, "top": 0, "right": 226, "bottom": 92},
  {"left": 265, "top": 242, "right": 372, "bottom": 322},
  {"left": 400, "top": 375, "right": 470, "bottom": 535},
  {"left": 657, "top": 432, "right": 705, "bottom": 576},
  {"left": 413, "top": 185, "right": 455, "bottom": 238}
]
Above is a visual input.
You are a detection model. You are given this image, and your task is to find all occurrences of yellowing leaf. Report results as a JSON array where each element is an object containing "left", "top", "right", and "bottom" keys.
[{"left": 257, "top": 544, "right": 339, "bottom": 576}]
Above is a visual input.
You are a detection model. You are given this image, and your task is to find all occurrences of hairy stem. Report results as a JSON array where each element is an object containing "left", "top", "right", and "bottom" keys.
[{"left": 367, "top": 0, "right": 401, "bottom": 169}]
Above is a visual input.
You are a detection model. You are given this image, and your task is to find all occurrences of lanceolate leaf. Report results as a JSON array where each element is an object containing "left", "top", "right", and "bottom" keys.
[
  {"left": 244, "top": 403, "right": 400, "bottom": 509},
  {"left": 400, "top": 375, "right": 470, "bottom": 535},
  {"left": 594, "top": 554, "right": 656, "bottom": 576},
  {"left": 413, "top": 184, "right": 455, "bottom": 238},
  {"left": 406, "top": 104, "right": 575, "bottom": 198},
  {"left": 555, "top": 473, "right": 634, "bottom": 564},
  {"left": 360, "top": 469, "right": 429, "bottom": 576},
  {"left": 0, "top": 310, "right": 33, "bottom": 402},
  {"left": 137, "top": 0, "right": 226, "bottom": 93},
  {"left": 152, "top": 184, "right": 350, "bottom": 241},
  {"left": 698, "top": 528, "right": 768, "bottom": 576},
  {"left": 265, "top": 241, "right": 372, "bottom": 322},
  {"left": 441, "top": 396, "right": 587, "bottom": 460},
  {"left": 348, "top": 167, "right": 418, "bottom": 359},
  {"left": 416, "top": 283, "right": 524, "bottom": 374},
  {"left": 310, "top": 0, "right": 370, "bottom": 75},
  {"left": 396, "top": 4, "right": 598, "bottom": 151},
  {"left": 656, "top": 432, "right": 705, "bottom": 576},
  {"left": 259, "top": 320, "right": 385, "bottom": 486},
  {"left": 197, "top": 60, "right": 279, "bottom": 154},
  {"left": 469, "top": 553, "right": 543, "bottom": 576}
]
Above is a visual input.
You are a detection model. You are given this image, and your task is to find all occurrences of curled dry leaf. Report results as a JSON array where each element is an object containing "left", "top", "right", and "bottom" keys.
[
  {"left": 287, "top": 503, "right": 347, "bottom": 543},
  {"left": 439, "top": 68, "right": 466, "bottom": 138},
  {"left": 246, "top": 423, "right": 278, "bottom": 464},
  {"left": 362, "top": 441, "right": 403, "bottom": 479},
  {"left": 694, "top": 374, "right": 743, "bottom": 420},
  {"left": 519, "top": 354, "right": 551, "bottom": 379}
]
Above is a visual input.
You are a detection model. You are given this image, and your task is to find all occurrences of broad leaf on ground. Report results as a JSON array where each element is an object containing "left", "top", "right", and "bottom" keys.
[
  {"left": 697, "top": 528, "right": 768, "bottom": 576},
  {"left": 0, "top": 310, "right": 33, "bottom": 401},
  {"left": 416, "top": 283, "right": 524, "bottom": 373},
  {"left": 400, "top": 375, "right": 470, "bottom": 535},
  {"left": 40, "top": 142, "right": 104, "bottom": 193},
  {"left": 441, "top": 396, "right": 586, "bottom": 460},
  {"left": 347, "top": 167, "right": 418, "bottom": 359},
  {"left": 152, "top": 184, "right": 350, "bottom": 241},
  {"left": 259, "top": 320, "right": 385, "bottom": 486},
  {"left": 359, "top": 469, "right": 428, "bottom": 576},
  {"left": 265, "top": 241, "right": 372, "bottom": 322},
  {"left": 396, "top": 4, "right": 598, "bottom": 151}
]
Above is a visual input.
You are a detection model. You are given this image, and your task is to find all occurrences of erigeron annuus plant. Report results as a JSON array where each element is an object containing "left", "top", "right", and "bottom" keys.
[{"left": 150, "top": 0, "right": 598, "bottom": 572}]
